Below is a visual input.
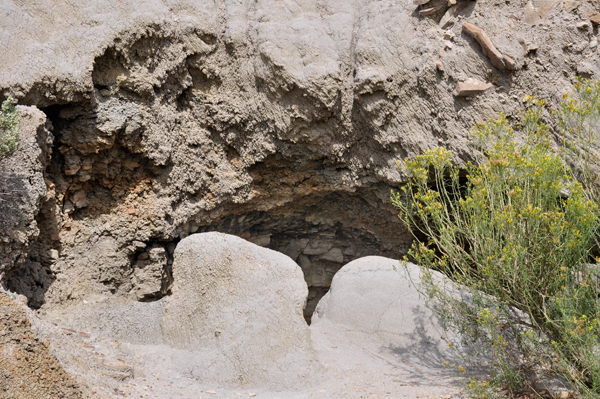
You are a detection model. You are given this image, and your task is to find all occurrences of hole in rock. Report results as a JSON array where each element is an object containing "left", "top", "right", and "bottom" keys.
[
  {"left": 192, "top": 190, "right": 412, "bottom": 323},
  {"left": 8, "top": 100, "right": 414, "bottom": 318},
  {"left": 4, "top": 32, "right": 415, "bottom": 320}
]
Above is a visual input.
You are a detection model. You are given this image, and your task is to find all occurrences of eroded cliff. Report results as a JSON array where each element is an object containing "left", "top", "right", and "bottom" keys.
[{"left": 1, "top": 0, "right": 598, "bottom": 320}]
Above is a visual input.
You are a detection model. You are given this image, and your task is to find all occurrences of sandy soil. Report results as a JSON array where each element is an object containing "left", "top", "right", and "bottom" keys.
[{"left": 0, "top": 293, "right": 87, "bottom": 399}]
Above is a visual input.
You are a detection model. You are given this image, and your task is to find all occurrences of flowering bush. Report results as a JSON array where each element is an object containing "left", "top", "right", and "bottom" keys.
[
  {"left": 0, "top": 97, "right": 20, "bottom": 158},
  {"left": 392, "top": 84, "right": 600, "bottom": 397}
]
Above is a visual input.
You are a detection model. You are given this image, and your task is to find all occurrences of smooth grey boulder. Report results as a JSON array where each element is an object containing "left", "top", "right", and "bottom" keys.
[
  {"left": 311, "top": 256, "right": 462, "bottom": 366},
  {"left": 161, "top": 232, "right": 322, "bottom": 389}
]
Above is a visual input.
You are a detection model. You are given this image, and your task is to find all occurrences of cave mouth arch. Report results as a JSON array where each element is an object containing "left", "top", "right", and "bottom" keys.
[
  {"left": 5, "top": 82, "right": 413, "bottom": 323},
  {"left": 193, "top": 189, "right": 412, "bottom": 323}
]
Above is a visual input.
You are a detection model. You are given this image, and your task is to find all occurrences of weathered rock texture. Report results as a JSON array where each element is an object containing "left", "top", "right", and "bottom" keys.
[
  {"left": 0, "top": 107, "right": 53, "bottom": 302},
  {"left": 311, "top": 256, "right": 464, "bottom": 366},
  {"left": 41, "top": 233, "right": 321, "bottom": 391},
  {"left": 163, "top": 232, "right": 322, "bottom": 388},
  {"left": 0, "top": 0, "right": 598, "bottom": 319}
]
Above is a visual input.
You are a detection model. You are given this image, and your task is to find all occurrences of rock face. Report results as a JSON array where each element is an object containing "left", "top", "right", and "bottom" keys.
[
  {"left": 44, "top": 233, "right": 322, "bottom": 390},
  {"left": 311, "top": 256, "right": 463, "bottom": 365},
  {"left": 162, "top": 232, "right": 322, "bottom": 389},
  {"left": 0, "top": 107, "right": 53, "bottom": 303},
  {"left": 0, "top": 0, "right": 598, "bottom": 319}
]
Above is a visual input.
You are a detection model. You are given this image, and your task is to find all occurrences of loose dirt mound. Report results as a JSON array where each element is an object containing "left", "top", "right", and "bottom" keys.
[{"left": 0, "top": 293, "right": 86, "bottom": 399}]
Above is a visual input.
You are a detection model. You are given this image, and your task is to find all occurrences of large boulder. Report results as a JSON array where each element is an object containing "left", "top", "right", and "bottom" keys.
[
  {"left": 161, "top": 232, "right": 322, "bottom": 389},
  {"left": 311, "top": 256, "right": 464, "bottom": 367}
]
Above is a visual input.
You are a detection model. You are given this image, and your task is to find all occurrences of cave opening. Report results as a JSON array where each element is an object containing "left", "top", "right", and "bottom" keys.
[{"left": 5, "top": 83, "right": 413, "bottom": 324}]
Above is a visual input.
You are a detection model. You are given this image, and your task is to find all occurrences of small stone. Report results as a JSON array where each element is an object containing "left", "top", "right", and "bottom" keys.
[
  {"left": 447, "top": 0, "right": 456, "bottom": 5},
  {"left": 444, "top": 40, "right": 453, "bottom": 49},
  {"left": 250, "top": 234, "right": 271, "bottom": 247},
  {"left": 206, "top": 391, "right": 217, "bottom": 394},
  {"left": 413, "top": 0, "right": 432, "bottom": 5},
  {"left": 590, "top": 39, "right": 598, "bottom": 49},
  {"left": 419, "top": 5, "right": 444, "bottom": 16},
  {"left": 443, "top": 30, "right": 455, "bottom": 40},
  {"left": 439, "top": 49, "right": 446, "bottom": 57},
  {"left": 62, "top": 328, "right": 75, "bottom": 335},
  {"left": 49, "top": 249, "right": 59, "bottom": 260},
  {"left": 63, "top": 201, "right": 74, "bottom": 214},
  {"left": 439, "top": 5, "right": 457, "bottom": 28},
  {"left": 64, "top": 167, "right": 81, "bottom": 176},
  {"left": 576, "top": 21, "right": 590, "bottom": 29},
  {"left": 587, "top": 10, "right": 600, "bottom": 25},
  {"left": 249, "top": 394, "right": 257, "bottom": 397},
  {"left": 562, "top": 1, "right": 581, "bottom": 13},
  {"left": 436, "top": 60, "right": 444, "bottom": 72},
  {"left": 79, "top": 331, "right": 90, "bottom": 338},
  {"left": 440, "top": 396, "right": 452, "bottom": 399},
  {"left": 453, "top": 78, "right": 493, "bottom": 97},
  {"left": 462, "top": 22, "right": 516, "bottom": 70},
  {"left": 72, "top": 189, "right": 88, "bottom": 208},
  {"left": 321, "top": 248, "right": 344, "bottom": 263},
  {"left": 132, "top": 241, "right": 146, "bottom": 250}
]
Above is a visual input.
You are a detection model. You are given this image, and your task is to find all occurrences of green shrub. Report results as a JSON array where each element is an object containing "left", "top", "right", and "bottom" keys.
[
  {"left": 392, "top": 86, "right": 600, "bottom": 397},
  {"left": 0, "top": 97, "right": 20, "bottom": 158}
]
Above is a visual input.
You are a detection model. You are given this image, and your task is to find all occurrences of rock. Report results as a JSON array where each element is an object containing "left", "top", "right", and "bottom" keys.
[
  {"left": 419, "top": 5, "right": 445, "bottom": 16},
  {"left": 444, "top": 30, "right": 455, "bottom": 40},
  {"left": 249, "top": 234, "right": 271, "bottom": 247},
  {"left": 132, "top": 241, "right": 146, "bottom": 250},
  {"left": 530, "top": 372, "right": 573, "bottom": 398},
  {"left": 303, "top": 240, "right": 334, "bottom": 256},
  {"left": 0, "top": 0, "right": 596, "bottom": 329},
  {"left": 462, "top": 22, "right": 516, "bottom": 71},
  {"left": 131, "top": 245, "right": 168, "bottom": 300},
  {"left": 585, "top": 9, "right": 600, "bottom": 25},
  {"left": 436, "top": 60, "right": 445, "bottom": 72},
  {"left": 311, "top": 257, "right": 466, "bottom": 364},
  {"left": 0, "top": 107, "right": 53, "bottom": 283},
  {"left": 453, "top": 78, "right": 494, "bottom": 97},
  {"left": 321, "top": 247, "right": 344, "bottom": 263},
  {"left": 162, "top": 233, "right": 322, "bottom": 389},
  {"left": 576, "top": 21, "right": 590, "bottom": 29},
  {"left": 439, "top": 5, "right": 459, "bottom": 28},
  {"left": 72, "top": 189, "right": 88, "bottom": 208}
]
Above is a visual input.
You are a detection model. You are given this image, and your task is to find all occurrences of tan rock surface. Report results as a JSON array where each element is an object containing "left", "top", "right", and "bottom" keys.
[{"left": 453, "top": 78, "right": 494, "bottom": 97}]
